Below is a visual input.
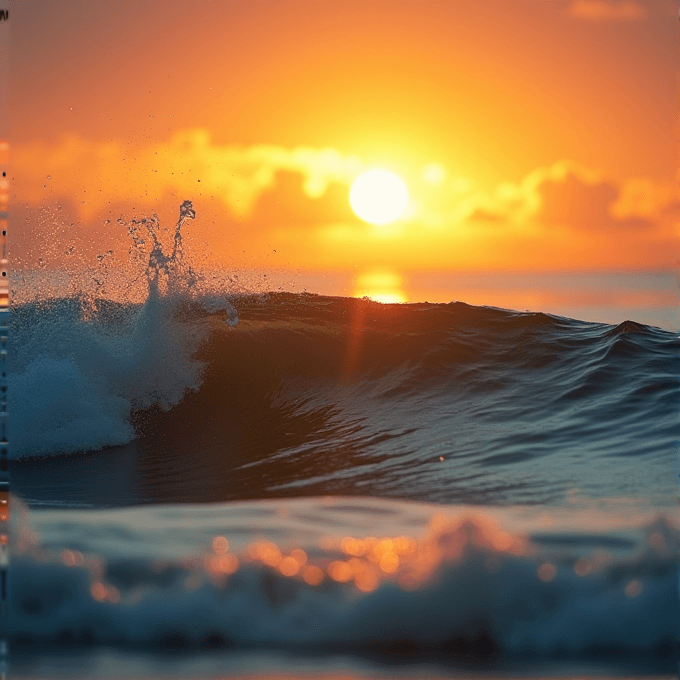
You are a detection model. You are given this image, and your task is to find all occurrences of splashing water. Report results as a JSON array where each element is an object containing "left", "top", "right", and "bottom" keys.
[
  {"left": 11, "top": 201, "right": 238, "bottom": 458},
  {"left": 125, "top": 200, "right": 198, "bottom": 294}
]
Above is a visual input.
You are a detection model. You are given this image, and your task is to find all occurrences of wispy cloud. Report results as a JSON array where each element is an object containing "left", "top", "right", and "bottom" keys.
[
  {"left": 532, "top": 162, "right": 653, "bottom": 231},
  {"left": 409, "top": 160, "right": 673, "bottom": 234},
  {"left": 13, "top": 129, "right": 363, "bottom": 220},
  {"left": 14, "top": 133, "right": 675, "bottom": 235},
  {"left": 12, "top": 133, "right": 677, "bottom": 271}
]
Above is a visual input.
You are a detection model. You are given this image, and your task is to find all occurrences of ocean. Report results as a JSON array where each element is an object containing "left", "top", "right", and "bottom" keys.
[{"left": 7, "top": 204, "right": 679, "bottom": 679}]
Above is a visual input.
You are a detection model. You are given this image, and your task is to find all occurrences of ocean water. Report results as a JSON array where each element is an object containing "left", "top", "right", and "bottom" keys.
[{"left": 7, "top": 204, "right": 679, "bottom": 678}]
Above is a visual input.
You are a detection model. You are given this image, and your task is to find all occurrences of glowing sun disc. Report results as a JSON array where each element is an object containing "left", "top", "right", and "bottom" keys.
[{"left": 349, "top": 169, "right": 409, "bottom": 225}]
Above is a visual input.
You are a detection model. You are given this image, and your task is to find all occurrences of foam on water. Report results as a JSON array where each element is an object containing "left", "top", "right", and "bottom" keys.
[
  {"left": 8, "top": 495, "right": 679, "bottom": 669},
  {"left": 10, "top": 202, "right": 238, "bottom": 458}
]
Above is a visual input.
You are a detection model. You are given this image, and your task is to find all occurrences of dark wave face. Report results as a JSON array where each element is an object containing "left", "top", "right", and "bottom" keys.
[{"left": 12, "top": 292, "right": 678, "bottom": 509}]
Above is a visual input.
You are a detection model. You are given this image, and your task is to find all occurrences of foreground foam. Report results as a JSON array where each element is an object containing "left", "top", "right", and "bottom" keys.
[{"left": 9, "top": 495, "right": 679, "bottom": 667}]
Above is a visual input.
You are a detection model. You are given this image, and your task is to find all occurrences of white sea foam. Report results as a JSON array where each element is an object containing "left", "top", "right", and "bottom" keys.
[
  {"left": 9, "top": 496, "right": 679, "bottom": 662},
  {"left": 10, "top": 201, "right": 238, "bottom": 459}
]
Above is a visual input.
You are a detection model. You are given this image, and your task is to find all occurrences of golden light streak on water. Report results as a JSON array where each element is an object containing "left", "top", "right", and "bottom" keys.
[
  {"left": 353, "top": 269, "right": 407, "bottom": 304},
  {"left": 278, "top": 556, "right": 299, "bottom": 577},
  {"left": 341, "top": 537, "right": 366, "bottom": 557},
  {"left": 354, "top": 564, "right": 380, "bottom": 592},
  {"left": 327, "top": 560, "right": 353, "bottom": 583},
  {"left": 212, "top": 536, "right": 229, "bottom": 555},
  {"left": 302, "top": 565, "right": 324, "bottom": 586},
  {"left": 290, "top": 548, "right": 308, "bottom": 566},
  {"left": 222, "top": 554, "right": 239, "bottom": 573},
  {"left": 379, "top": 552, "right": 400, "bottom": 574},
  {"left": 247, "top": 541, "right": 282, "bottom": 567}
]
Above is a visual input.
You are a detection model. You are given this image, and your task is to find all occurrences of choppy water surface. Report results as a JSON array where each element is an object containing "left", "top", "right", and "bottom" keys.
[
  {"left": 12, "top": 290, "right": 678, "bottom": 509},
  {"left": 9, "top": 204, "right": 679, "bottom": 676}
]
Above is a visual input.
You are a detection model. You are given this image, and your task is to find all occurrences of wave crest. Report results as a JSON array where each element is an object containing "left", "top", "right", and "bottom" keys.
[{"left": 11, "top": 202, "right": 238, "bottom": 458}]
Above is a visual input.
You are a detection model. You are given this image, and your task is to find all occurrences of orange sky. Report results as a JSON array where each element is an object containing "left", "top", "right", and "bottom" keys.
[{"left": 9, "top": 0, "right": 679, "bottom": 280}]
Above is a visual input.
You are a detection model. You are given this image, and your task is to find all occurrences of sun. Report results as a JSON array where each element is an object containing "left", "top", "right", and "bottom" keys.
[{"left": 349, "top": 169, "right": 409, "bottom": 225}]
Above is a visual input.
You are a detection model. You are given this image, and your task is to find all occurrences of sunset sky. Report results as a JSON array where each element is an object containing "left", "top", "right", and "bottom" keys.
[{"left": 9, "top": 0, "right": 679, "bottom": 312}]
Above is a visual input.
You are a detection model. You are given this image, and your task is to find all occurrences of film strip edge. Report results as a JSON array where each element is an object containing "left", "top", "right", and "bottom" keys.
[{"left": 0, "top": 2, "right": 9, "bottom": 676}]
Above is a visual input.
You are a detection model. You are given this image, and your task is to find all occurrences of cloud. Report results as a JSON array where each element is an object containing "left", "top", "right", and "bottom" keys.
[
  {"left": 568, "top": 0, "right": 647, "bottom": 21},
  {"left": 537, "top": 169, "right": 617, "bottom": 229},
  {"left": 428, "top": 160, "right": 671, "bottom": 236},
  {"left": 12, "top": 129, "right": 364, "bottom": 220},
  {"left": 16, "top": 133, "right": 667, "bottom": 238},
  {"left": 250, "top": 170, "right": 358, "bottom": 226},
  {"left": 611, "top": 177, "right": 680, "bottom": 219},
  {"left": 399, "top": 159, "right": 670, "bottom": 238},
  {"left": 11, "top": 135, "right": 676, "bottom": 272},
  {"left": 521, "top": 161, "right": 653, "bottom": 231}
]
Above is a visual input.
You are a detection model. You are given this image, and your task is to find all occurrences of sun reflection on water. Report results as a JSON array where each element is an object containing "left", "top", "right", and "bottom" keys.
[{"left": 353, "top": 268, "right": 407, "bottom": 303}]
